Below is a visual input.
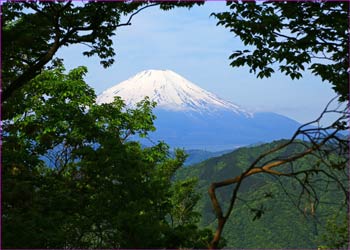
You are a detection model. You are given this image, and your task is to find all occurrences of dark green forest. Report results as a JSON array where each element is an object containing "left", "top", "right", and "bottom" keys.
[
  {"left": 2, "top": 1, "right": 349, "bottom": 249},
  {"left": 176, "top": 140, "right": 348, "bottom": 248}
]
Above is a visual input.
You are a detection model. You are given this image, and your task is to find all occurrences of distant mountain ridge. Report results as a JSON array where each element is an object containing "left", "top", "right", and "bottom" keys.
[
  {"left": 182, "top": 149, "right": 233, "bottom": 166},
  {"left": 97, "top": 70, "right": 301, "bottom": 150}
]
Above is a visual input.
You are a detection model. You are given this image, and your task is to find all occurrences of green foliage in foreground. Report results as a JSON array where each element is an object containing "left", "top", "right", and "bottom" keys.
[
  {"left": 2, "top": 65, "right": 213, "bottom": 248},
  {"left": 176, "top": 141, "right": 349, "bottom": 248},
  {"left": 213, "top": 1, "right": 349, "bottom": 101}
]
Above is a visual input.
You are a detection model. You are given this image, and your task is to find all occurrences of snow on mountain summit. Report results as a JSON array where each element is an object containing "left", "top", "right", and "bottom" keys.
[
  {"left": 96, "top": 69, "right": 251, "bottom": 116},
  {"left": 95, "top": 70, "right": 300, "bottom": 149}
]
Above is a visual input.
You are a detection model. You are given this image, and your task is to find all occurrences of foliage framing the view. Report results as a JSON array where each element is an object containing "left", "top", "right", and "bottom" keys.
[
  {"left": 2, "top": 65, "right": 214, "bottom": 248},
  {"left": 2, "top": 0, "right": 203, "bottom": 104},
  {"left": 2, "top": 1, "right": 349, "bottom": 248},
  {"left": 213, "top": 1, "right": 349, "bottom": 101}
]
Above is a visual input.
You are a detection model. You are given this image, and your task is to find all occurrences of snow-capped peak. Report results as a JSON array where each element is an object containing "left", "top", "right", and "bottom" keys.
[{"left": 96, "top": 69, "right": 251, "bottom": 116}]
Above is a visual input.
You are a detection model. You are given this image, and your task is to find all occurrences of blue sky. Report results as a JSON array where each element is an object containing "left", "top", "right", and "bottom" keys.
[{"left": 57, "top": 1, "right": 337, "bottom": 124}]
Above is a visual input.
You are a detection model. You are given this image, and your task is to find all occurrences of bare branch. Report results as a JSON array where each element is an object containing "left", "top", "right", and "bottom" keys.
[
  {"left": 2, "top": 2, "right": 158, "bottom": 103},
  {"left": 116, "top": 3, "right": 160, "bottom": 28},
  {"left": 208, "top": 97, "right": 349, "bottom": 248}
]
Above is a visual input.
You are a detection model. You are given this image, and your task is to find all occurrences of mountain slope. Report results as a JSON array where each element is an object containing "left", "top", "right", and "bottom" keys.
[
  {"left": 175, "top": 140, "right": 347, "bottom": 248},
  {"left": 97, "top": 70, "right": 301, "bottom": 150}
]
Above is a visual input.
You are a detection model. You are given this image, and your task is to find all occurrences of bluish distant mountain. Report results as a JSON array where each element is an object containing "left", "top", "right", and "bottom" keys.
[
  {"left": 183, "top": 149, "right": 233, "bottom": 166},
  {"left": 97, "top": 69, "right": 300, "bottom": 150}
]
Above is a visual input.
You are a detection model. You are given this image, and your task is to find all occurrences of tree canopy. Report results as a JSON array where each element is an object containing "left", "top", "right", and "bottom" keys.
[
  {"left": 2, "top": 64, "right": 214, "bottom": 248},
  {"left": 2, "top": 0, "right": 203, "bottom": 104},
  {"left": 212, "top": 1, "right": 349, "bottom": 101}
]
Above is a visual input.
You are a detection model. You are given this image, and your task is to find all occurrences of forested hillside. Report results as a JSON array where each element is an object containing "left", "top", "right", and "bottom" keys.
[{"left": 176, "top": 140, "right": 348, "bottom": 248}]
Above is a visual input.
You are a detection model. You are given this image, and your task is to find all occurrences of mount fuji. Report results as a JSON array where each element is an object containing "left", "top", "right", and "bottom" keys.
[{"left": 97, "top": 70, "right": 300, "bottom": 150}]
